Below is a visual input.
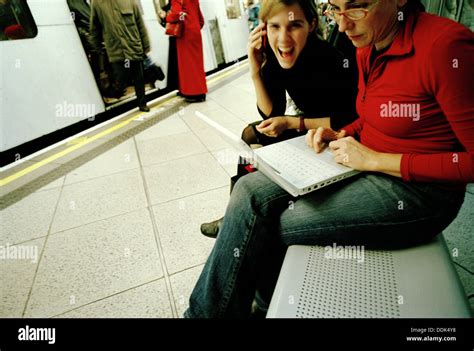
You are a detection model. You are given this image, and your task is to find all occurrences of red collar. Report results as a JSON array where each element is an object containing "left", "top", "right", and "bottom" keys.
[{"left": 357, "top": 9, "right": 419, "bottom": 77}]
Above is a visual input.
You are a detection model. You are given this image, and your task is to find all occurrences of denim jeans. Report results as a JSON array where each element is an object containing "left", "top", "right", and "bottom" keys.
[{"left": 184, "top": 171, "right": 465, "bottom": 318}]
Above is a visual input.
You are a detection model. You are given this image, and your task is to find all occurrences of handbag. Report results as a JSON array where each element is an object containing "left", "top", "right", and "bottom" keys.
[
  {"left": 165, "top": 21, "right": 183, "bottom": 37},
  {"left": 164, "top": 0, "right": 185, "bottom": 37}
]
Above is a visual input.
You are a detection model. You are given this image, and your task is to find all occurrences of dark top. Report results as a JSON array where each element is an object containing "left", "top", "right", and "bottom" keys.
[{"left": 259, "top": 35, "right": 358, "bottom": 131}]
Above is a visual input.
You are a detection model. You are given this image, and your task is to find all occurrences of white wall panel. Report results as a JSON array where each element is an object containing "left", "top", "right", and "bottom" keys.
[{"left": 1, "top": 23, "right": 104, "bottom": 151}]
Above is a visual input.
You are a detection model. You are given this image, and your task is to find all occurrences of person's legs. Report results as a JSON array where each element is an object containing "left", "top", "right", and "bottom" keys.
[
  {"left": 130, "top": 60, "right": 148, "bottom": 110},
  {"left": 254, "top": 173, "right": 465, "bottom": 309},
  {"left": 110, "top": 61, "right": 127, "bottom": 98},
  {"left": 186, "top": 171, "right": 464, "bottom": 318},
  {"left": 187, "top": 172, "right": 292, "bottom": 318}
]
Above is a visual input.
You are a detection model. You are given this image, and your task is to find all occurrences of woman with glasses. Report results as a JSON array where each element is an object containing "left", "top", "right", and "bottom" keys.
[{"left": 185, "top": 0, "right": 473, "bottom": 318}]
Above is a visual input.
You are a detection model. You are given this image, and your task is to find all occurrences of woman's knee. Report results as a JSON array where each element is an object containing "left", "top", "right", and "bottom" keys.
[
  {"left": 241, "top": 125, "right": 259, "bottom": 145},
  {"left": 231, "top": 171, "right": 289, "bottom": 215},
  {"left": 233, "top": 171, "right": 270, "bottom": 197}
]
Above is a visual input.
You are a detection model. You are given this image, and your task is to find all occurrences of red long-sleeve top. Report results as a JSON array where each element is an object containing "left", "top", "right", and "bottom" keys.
[{"left": 342, "top": 11, "right": 474, "bottom": 189}]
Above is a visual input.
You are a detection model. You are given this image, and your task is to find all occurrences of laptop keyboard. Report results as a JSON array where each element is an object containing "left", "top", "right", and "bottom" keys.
[{"left": 256, "top": 142, "right": 342, "bottom": 185}]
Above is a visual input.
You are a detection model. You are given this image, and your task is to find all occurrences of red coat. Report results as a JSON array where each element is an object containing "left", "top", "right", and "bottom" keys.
[{"left": 167, "top": 0, "right": 207, "bottom": 96}]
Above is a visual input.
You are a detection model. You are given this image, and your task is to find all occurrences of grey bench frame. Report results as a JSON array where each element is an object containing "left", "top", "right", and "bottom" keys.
[{"left": 267, "top": 233, "right": 472, "bottom": 318}]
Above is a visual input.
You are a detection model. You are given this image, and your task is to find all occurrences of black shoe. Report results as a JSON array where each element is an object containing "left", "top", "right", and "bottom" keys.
[
  {"left": 139, "top": 105, "right": 150, "bottom": 112},
  {"left": 200, "top": 217, "right": 223, "bottom": 238},
  {"left": 185, "top": 97, "right": 205, "bottom": 103},
  {"left": 184, "top": 94, "right": 206, "bottom": 103},
  {"left": 250, "top": 300, "right": 267, "bottom": 319}
]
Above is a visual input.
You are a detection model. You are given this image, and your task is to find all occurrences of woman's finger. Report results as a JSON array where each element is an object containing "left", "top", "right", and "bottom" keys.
[
  {"left": 305, "top": 129, "right": 316, "bottom": 148},
  {"left": 249, "top": 26, "right": 266, "bottom": 43},
  {"left": 329, "top": 139, "right": 341, "bottom": 150},
  {"left": 249, "top": 22, "right": 266, "bottom": 36},
  {"left": 313, "top": 127, "right": 326, "bottom": 153}
]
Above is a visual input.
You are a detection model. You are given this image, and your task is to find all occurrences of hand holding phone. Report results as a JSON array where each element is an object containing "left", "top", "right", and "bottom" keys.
[{"left": 248, "top": 22, "right": 268, "bottom": 76}]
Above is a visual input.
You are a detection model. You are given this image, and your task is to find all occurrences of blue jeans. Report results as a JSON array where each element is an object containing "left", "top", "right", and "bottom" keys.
[{"left": 184, "top": 171, "right": 464, "bottom": 318}]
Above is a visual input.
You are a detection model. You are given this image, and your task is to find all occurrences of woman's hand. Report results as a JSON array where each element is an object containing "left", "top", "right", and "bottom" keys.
[
  {"left": 247, "top": 23, "right": 267, "bottom": 77},
  {"left": 256, "top": 117, "right": 289, "bottom": 137},
  {"left": 306, "top": 127, "right": 346, "bottom": 153},
  {"left": 328, "top": 136, "right": 378, "bottom": 171}
]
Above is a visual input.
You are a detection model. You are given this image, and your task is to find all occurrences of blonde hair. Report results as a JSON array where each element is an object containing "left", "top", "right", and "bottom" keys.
[{"left": 259, "top": 0, "right": 319, "bottom": 29}]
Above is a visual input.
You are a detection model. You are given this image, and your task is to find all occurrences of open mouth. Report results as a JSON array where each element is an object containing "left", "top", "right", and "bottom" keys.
[{"left": 278, "top": 47, "right": 295, "bottom": 60}]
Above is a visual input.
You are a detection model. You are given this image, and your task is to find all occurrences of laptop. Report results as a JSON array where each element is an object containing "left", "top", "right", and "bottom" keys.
[{"left": 195, "top": 111, "right": 359, "bottom": 197}]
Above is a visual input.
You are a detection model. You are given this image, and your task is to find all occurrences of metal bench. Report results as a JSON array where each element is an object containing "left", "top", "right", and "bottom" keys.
[{"left": 267, "top": 234, "right": 472, "bottom": 318}]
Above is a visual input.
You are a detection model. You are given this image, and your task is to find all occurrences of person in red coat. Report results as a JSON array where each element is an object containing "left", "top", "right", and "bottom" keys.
[{"left": 167, "top": 0, "right": 208, "bottom": 102}]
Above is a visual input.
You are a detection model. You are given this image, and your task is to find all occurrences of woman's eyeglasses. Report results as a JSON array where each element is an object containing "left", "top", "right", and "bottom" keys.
[{"left": 324, "top": 1, "right": 379, "bottom": 21}]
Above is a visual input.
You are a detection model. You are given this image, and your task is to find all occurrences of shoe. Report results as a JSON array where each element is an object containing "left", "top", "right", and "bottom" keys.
[
  {"left": 200, "top": 217, "right": 224, "bottom": 238},
  {"left": 184, "top": 94, "right": 206, "bottom": 103},
  {"left": 139, "top": 105, "right": 150, "bottom": 112},
  {"left": 185, "top": 97, "right": 205, "bottom": 103},
  {"left": 249, "top": 300, "right": 267, "bottom": 319}
]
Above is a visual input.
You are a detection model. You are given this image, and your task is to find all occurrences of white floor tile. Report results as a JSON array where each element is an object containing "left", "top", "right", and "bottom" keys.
[
  {"left": 135, "top": 113, "right": 191, "bottom": 142},
  {"left": 25, "top": 209, "right": 163, "bottom": 317},
  {"left": 64, "top": 139, "right": 139, "bottom": 185},
  {"left": 136, "top": 132, "right": 207, "bottom": 166},
  {"left": 1, "top": 188, "right": 61, "bottom": 245},
  {"left": 0, "top": 238, "right": 45, "bottom": 317},
  {"left": 143, "top": 153, "right": 229, "bottom": 205},
  {"left": 51, "top": 169, "right": 147, "bottom": 234},
  {"left": 56, "top": 280, "right": 173, "bottom": 318},
  {"left": 152, "top": 186, "right": 229, "bottom": 274}
]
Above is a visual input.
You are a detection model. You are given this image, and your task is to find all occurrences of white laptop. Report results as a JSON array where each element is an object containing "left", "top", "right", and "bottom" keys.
[{"left": 195, "top": 111, "right": 359, "bottom": 197}]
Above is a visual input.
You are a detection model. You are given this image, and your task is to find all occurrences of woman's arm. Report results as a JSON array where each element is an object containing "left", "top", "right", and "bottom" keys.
[
  {"left": 166, "top": 0, "right": 184, "bottom": 23},
  {"left": 399, "top": 27, "right": 474, "bottom": 183},
  {"left": 248, "top": 23, "right": 273, "bottom": 117},
  {"left": 286, "top": 116, "right": 331, "bottom": 130},
  {"left": 251, "top": 73, "right": 273, "bottom": 117}
]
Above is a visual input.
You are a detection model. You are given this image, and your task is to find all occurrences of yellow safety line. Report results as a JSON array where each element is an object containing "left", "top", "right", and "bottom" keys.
[{"left": 0, "top": 62, "right": 248, "bottom": 187}]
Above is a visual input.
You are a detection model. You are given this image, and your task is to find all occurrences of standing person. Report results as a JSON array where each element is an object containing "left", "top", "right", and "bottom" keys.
[
  {"left": 185, "top": 0, "right": 473, "bottom": 318},
  {"left": 166, "top": 0, "right": 207, "bottom": 103},
  {"left": 90, "top": 0, "right": 151, "bottom": 112},
  {"left": 156, "top": 0, "right": 179, "bottom": 91}
]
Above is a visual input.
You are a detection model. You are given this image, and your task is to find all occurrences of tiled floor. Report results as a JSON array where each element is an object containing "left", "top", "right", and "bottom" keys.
[
  {"left": 1, "top": 70, "right": 261, "bottom": 318},
  {"left": 1, "top": 69, "right": 473, "bottom": 318}
]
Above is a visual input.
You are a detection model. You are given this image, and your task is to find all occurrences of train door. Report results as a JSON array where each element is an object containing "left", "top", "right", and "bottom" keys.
[
  {"left": 208, "top": 18, "right": 226, "bottom": 66},
  {"left": 67, "top": 0, "right": 161, "bottom": 108}
]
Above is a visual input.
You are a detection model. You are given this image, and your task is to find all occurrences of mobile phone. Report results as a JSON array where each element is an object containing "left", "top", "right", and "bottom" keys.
[{"left": 262, "top": 22, "right": 267, "bottom": 48}]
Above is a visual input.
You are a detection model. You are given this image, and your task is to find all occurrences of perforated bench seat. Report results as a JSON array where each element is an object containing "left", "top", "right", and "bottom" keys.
[{"left": 267, "top": 234, "right": 472, "bottom": 318}]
